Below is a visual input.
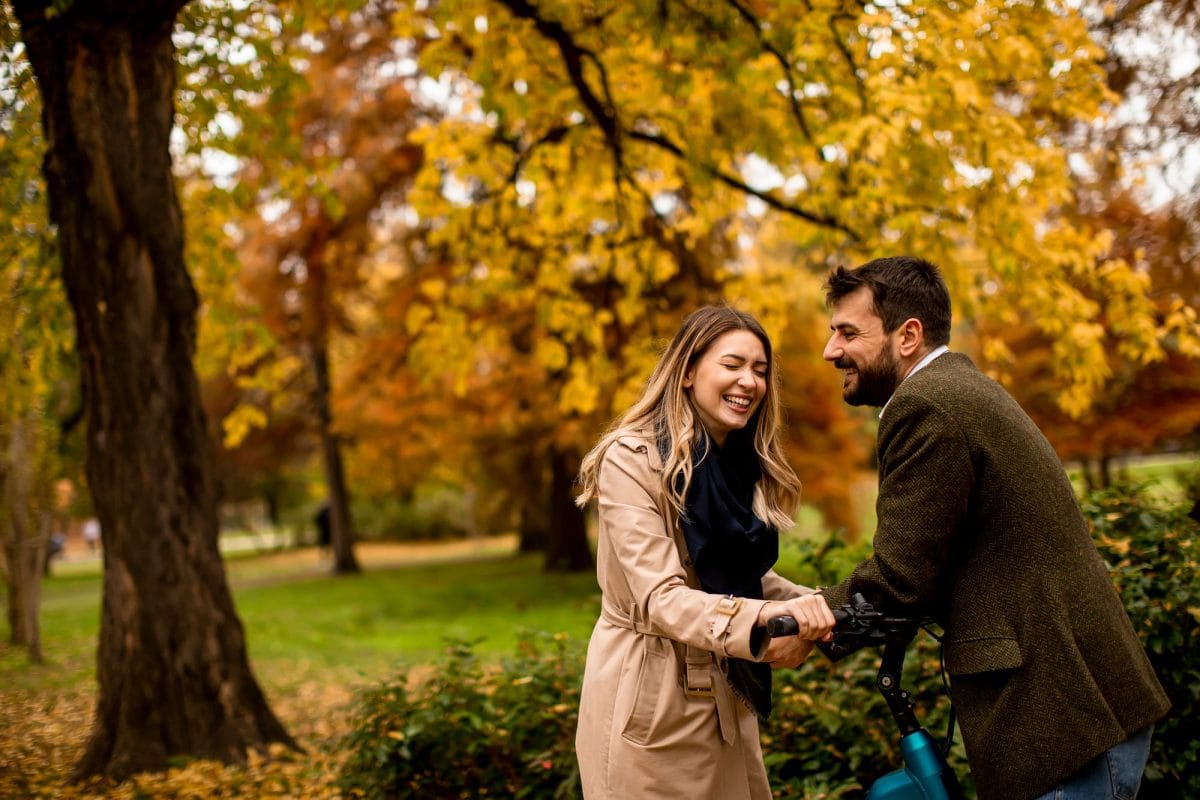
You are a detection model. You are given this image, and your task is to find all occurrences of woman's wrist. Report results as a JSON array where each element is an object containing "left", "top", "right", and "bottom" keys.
[{"left": 756, "top": 600, "right": 783, "bottom": 626}]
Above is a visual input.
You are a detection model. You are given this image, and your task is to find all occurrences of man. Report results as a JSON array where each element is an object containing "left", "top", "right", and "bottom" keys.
[{"left": 817, "top": 256, "right": 1169, "bottom": 800}]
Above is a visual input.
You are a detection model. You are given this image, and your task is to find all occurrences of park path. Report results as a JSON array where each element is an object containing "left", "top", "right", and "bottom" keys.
[
  {"left": 48, "top": 533, "right": 521, "bottom": 588},
  {"left": 224, "top": 534, "right": 521, "bottom": 589}
]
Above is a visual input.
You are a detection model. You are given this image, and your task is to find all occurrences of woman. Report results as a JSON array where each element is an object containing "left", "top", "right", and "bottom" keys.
[{"left": 574, "top": 306, "right": 834, "bottom": 799}]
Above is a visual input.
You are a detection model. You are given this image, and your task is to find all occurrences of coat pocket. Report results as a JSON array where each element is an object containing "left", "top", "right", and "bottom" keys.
[
  {"left": 944, "top": 636, "right": 1023, "bottom": 676},
  {"left": 620, "top": 640, "right": 670, "bottom": 745}
]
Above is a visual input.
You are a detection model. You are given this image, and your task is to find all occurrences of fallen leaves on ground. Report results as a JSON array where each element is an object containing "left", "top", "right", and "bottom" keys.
[{"left": 0, "top": 680, "right": 356, "bottom": 799}]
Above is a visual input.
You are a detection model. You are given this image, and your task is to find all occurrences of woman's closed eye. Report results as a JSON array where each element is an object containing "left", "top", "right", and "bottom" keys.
[{"left": 721, "top": 362, "right": 767, "bottom": 377}]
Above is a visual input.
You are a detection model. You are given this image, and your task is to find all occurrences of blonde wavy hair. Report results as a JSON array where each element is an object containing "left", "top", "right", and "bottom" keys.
[{"left": 576, "top": 306, "right": 800, "bottom": 531}]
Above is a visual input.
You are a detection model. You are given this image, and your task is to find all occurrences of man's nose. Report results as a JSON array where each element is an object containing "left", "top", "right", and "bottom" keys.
[{"left": 822, "top": 335, "right": 840, "bottom": 362}]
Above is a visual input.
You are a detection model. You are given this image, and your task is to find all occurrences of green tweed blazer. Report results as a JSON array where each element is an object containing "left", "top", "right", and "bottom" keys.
[{"left": 823, "top": 353, "right": 1169, "bottom": 800}]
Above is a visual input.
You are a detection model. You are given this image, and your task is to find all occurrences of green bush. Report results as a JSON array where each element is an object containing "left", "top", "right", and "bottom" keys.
[
  {"left": 338, "top": 633, "right": 583, "bottom": 799},
  {"left": 776, "top": 530, "right": 874, "bottom": 591},
  {"left": 1173, "top": 461, "right": 1200, "bottom": 512},
  {"left": 351, "top": 484, "right": 471, "bottom": 542},
  {"left": 1081, "top": 484, "right": 1200, "bottom": 800},
  {"left": 339, "top": 487, "right": 1197, "bottom": 799}
]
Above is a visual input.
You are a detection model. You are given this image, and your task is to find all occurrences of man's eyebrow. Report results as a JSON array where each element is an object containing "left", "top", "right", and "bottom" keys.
[{"left": 830, "top": 321, "right": 860, "bottom": 332}]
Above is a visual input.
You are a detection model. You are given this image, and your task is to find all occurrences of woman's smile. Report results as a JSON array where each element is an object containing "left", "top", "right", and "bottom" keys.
[{"left": 723, "top": 394, "right": 753, "bottom": 411}]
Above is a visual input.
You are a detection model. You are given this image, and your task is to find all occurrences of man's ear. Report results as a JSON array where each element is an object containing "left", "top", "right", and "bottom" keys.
[{"left": 897, "top": 318, "right": 925, "bottom": 358}]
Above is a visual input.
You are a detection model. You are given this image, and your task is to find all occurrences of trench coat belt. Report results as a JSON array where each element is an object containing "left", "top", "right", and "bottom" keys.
[
  {"left": 600, "top": 603, "right": 655, "bottom": 635},
  {"left": 599, "top": 604, "right": 739, "bottom": 744}
]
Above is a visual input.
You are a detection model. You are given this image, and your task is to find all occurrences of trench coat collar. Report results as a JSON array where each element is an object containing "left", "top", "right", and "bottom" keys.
[{"left": 615, "top": 430, "right": 664, "bottom": 472}]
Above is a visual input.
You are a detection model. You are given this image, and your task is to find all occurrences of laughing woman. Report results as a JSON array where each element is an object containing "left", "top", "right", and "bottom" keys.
[{"left": 574, "top": 306, "right": 835, "bottom": 799}]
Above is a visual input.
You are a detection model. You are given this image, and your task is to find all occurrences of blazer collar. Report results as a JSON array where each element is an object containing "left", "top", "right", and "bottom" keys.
[{"left": 879, "top": 345, "right": 950, "bottom": 419}]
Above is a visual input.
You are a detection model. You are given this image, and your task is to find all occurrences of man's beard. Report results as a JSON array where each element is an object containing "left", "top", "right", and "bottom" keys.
[{"left": 837, "top": 347, "right": 900, "bottom": 407}]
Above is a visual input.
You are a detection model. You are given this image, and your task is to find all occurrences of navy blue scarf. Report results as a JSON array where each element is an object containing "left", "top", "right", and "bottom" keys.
[{"left": 667, "top": 426, "right": 779, "bottom": 719}]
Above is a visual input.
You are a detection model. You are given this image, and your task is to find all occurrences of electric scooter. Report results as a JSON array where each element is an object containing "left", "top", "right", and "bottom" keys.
[{"left": 768, "top": 593, "right": 966, "bottom": 800}]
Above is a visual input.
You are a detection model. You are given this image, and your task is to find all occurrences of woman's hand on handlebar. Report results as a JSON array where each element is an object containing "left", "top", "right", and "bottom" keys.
[
  {"left": 758, "top": 594, "right": 837, "bottom": 641},
  {"left": 757, "top": 594, "right": 835, "bottom": 668}
]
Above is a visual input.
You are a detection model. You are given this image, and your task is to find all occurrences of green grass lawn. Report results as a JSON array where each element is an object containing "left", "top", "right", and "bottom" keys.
[
  {"left": 236, "top": 552, "right": 602, "bottom": 684},
  {"left": 0, "top": 542, "right": 602, "bottom": 694},
  {"left": 1066, "top": 451, "right": 1197, "bottom": 506}
]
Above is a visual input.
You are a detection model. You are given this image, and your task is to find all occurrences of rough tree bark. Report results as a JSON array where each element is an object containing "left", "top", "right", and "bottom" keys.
[{"left": 13, "top": 0, "right": 295, "bottom": 779}]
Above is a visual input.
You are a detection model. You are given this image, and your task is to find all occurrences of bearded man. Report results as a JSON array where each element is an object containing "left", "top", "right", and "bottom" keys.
[{"left": 816, "top": 256, "right": 1168, "bottom": 800}]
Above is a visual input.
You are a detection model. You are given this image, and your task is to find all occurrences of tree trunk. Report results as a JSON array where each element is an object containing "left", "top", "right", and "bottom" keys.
[
  {"left": 518, "top": 509, "right": 550, "bottom": 552},
  {"left": 310, "top": 340, "right": 361, "bottom": 574},
  {"left": 1080, "top": 459, "right": 1100, "bottom": 492},
  {"left": 27, "top": 508, "right": 50, "bottom": 659},
  {"left": 1098, "top": 454, "right": 1113, "bottom": 489},
  {"left": 13, "top": 4, "right": 295, "bottom": 780},
  {"left": 517, "top": 446, "right": 549, "bottom": 553},
  {"left": 2, "top": 417, "right": 46, "bottom": 663},
  {"left": 544, "top": 446, "right": 593, "bottom": 572},
  {"left": 301, "top": 217, "right": 359, "bottom": 573}
]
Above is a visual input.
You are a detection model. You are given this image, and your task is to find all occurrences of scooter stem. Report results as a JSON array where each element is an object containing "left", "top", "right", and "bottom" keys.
[{"left": 877, "top": 630, "right": 921, "bottom": 736}]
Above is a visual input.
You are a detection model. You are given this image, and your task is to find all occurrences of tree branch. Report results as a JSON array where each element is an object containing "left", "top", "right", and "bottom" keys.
[
  {"left": 495, "top": 0, "right": 623, "bottom": 169},
  {"left": 485, "top": 122, "right": 583, "bottom": 199},
  {"left": 721, "top": 0, "right": 813, "bottom": 141},
  {"left": 13, "top": 0, "right": 190, "bottom": 30},
  {"left": 495, "top": 0, "right": 858, "bottom": 240},
  {"left": 828, "top": 12, "right": 868, "bottom": 114},
  {"left": 627, "top": 129, "right": 860, "bottom": 239}
]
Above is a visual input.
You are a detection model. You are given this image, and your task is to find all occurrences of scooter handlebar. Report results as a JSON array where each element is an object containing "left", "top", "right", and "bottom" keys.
[
  {"left": 765, "top": 615, "right": 798, "bottom": 638},
  {"left": 765, "top": 606, "right": 848, "bottom": 638},
  {"left": 766, "top": 593, "right": 918, "bottom": 652}
]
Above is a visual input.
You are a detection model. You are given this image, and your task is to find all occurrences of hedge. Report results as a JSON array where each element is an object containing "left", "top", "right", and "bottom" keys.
[{"left": 338, "top": 485, "right": 1198, "bottom": 799}]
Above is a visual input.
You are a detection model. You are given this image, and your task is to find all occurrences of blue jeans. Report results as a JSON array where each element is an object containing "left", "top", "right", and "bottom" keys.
[{"left": 1032, "top": 726, "right": 1154, "bottom": 800}]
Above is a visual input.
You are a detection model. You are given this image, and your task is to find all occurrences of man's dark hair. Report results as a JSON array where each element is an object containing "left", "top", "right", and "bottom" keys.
[{"left": 824, "top": 256, "right": 952, "bottom": 347}]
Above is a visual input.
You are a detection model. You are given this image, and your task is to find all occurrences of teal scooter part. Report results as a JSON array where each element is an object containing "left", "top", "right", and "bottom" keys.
[
  {"left": 773, "top": 594, "right": 965, "bottom": 800},
  {"left": 866, "top": 730, "right": 952, "bottom": 800}
]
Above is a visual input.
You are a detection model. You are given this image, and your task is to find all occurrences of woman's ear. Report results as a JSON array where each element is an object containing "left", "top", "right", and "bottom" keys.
[{"left": 682, "top": 366, "right": 696, "bottom": 389}]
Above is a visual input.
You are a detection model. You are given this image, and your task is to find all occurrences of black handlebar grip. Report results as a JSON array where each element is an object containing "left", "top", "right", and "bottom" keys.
[{"left": 768, "top": 605, "right": 850, "bottom": 638}]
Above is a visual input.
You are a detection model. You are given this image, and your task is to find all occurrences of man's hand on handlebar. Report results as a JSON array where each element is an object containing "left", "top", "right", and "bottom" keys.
[{"left": 760, "top": 635, "right": 814, "bottom": 668}]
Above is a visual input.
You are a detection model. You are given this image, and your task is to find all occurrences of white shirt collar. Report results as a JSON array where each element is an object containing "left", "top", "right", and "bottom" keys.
[{"left": 879, "top": 345, "right": 949, "bottom": 419}]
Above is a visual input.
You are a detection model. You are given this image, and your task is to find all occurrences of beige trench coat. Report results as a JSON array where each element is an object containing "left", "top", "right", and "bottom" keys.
[{"left": 575, "top": 433, "right": 811, "bottom": 799}]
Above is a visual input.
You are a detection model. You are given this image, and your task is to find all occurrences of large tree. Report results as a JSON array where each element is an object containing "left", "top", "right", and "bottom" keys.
[
  {"left": 988, "top": 195, "right": 1200, "bottom": 486},
  {"left": 233, "top": 4, "right": 424, "bottom": 573},
  {"left": 11, "top": 0, "right": 293, "bottom": 780},
  {"left": 388, "top": 0, "right": 1198, "bottom": 551},
  {"left": 981, "top": 1, "right": 1200, "bottom": 480}
]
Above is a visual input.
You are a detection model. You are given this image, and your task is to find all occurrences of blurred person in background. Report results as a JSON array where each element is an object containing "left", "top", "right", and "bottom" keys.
[{"left": 82, "top": 517, "right": 100, "bottom": 553}]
